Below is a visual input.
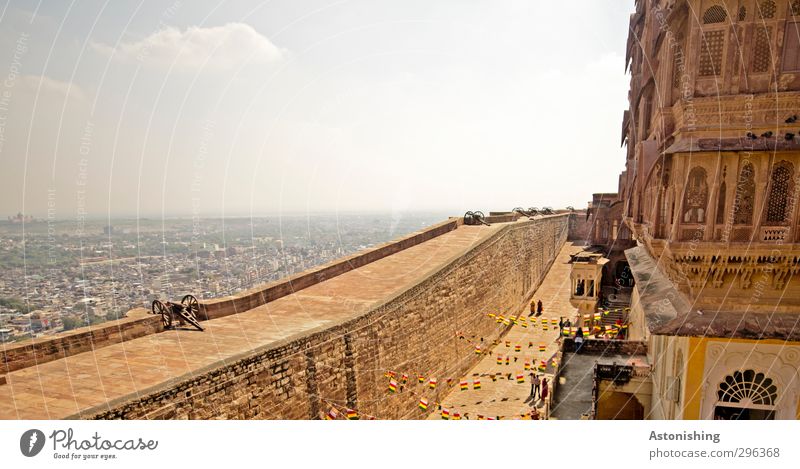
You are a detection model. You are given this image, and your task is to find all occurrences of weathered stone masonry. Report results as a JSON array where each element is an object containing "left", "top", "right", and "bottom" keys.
[{"left": 81, "top": 215, "right": 569, "bottom": 420}]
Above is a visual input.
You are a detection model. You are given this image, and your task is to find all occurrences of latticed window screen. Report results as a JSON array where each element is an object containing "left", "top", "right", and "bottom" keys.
[
  {"left": 733, "top": 163, "right": 755, "bottom": 225},
  {"left": 752, "top": 26, "right": 773, "bottom": 73},
  {"left": 703, "top": 5, "right": 728, "bottom": 23},
  {"left": 792, "top": 1, "right": 800, "bottom": 16},
  {"left": 766, "top": 161, "right": 794, "bottom": 224},
  {"left": 699, "top": 30, "right": 725, "bottom": 76},
  {"left": 738, "top": 6, "right": 747, "bottom": 21},
  {"left": 672, "top": 34, "right": 685, "bottom": 88},
  {"left": 717, "top": 370, "right": 777, "bottom": 406},
  {"left": 758, "top": 0, "right": 777, "bottom": 19},
  {"left": 716, "top": 181, "right": 727, "bottom": 224}
]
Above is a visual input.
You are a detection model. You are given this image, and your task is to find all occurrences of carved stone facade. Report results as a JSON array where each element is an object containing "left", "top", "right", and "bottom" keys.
[
  {"left": 620, "top": 0, "right": 800, "bottom": 311},
  {"left": 604, "top": 0, "right": 800, "bottom": 420}
]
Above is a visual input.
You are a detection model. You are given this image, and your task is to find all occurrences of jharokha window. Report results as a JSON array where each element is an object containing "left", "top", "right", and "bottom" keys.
[
  {"left": 733, "top": 162, "right": 755, "bottom": 225},
  {"left": 752, "top": 1, "right": 777, "bottom": 73},
  {"left": 683, "top": 167, "right": 708, "bottom": 223},
  {"left": 765, "top": 161, "right": 795, "bottom": 225},
  {"left": 702, "top": 5, "right": 727, "bottom": 24},
  {"left": 698, "top": 5, "right": 727, "bottom": 77}
]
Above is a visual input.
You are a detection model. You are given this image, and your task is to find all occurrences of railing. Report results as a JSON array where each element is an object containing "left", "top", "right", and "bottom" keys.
[
  {"left": 595, "top": 363, "right": 634, "bottom": 385},
  {"left": 631, "top": 363, "right": 652, "bottom": 378},
  {"left": 760, "top": 226, "right": 789, "bottom": 242},
  {"left": 679, "top": 225, "right": 704, "bottom": 241}
]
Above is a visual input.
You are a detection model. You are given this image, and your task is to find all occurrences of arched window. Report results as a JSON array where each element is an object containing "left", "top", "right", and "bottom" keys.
[
  {"left": 738, "top": 5, "right": 747, "bottom": 21},
  {"left": 757, "top": 0, "right": 776, "bottom": 19},
  {"left": 714, "top": 370, "right": 777, "bottom": 420},
  {"left": 575, "top": 278, "right": 585, "bottom": 296},
  {"left": 718, "top": 370, "right": 777, "bottom": 405},
  {"left": 716, "top": 180, "right": 727, "bottom": 224},
  {"left": 703, "top": 5, "right": 728, "bottom": 24},
  {"left": 683, "top": 167, "right": 708, "bottom": 223},
  {"left": 765, "top": 161, "right": 795, "bottom": 224},
  {"left": 733, "top": 162, "right": 755, "bottom": 224}
]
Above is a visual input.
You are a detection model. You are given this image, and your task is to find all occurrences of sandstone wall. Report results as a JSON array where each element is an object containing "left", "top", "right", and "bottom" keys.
[
  {"left": 567, "top": 211, "right": 592, "bottom": 242},
  {"left": 82, "top": 215, "right": 569, "bottom": 420}
]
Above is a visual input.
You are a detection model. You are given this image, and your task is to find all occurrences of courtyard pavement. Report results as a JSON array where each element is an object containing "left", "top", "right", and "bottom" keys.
[{"left": 428, "top": 242, "right": 583, "bottom": 420}]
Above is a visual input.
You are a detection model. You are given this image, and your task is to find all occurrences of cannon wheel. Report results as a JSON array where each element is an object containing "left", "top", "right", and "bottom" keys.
[
  {"left": 152, "top": 300, "right": 172, "bottom": 328},
  {"left": 181, "top": 294, "right": 200, "bottom": 322}
]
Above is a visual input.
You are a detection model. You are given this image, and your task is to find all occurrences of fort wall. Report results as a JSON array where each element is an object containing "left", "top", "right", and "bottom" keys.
[
  {"left": 80, "top": 215, "right": 569, "bottom": 420},
  {"left": 567, "top": 211, "right": 591, "bottom": 243}
]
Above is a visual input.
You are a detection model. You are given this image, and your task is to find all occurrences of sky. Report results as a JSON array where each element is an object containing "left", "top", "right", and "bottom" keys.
[{"left": 0, "top": 0, "right": 633, "bottom": 219}]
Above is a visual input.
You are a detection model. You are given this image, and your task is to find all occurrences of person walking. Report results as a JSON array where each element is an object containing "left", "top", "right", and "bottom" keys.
[
  {"left": 529, "top": 372, "right": 541, "bottom": 399},
  {"left": 558, "top": 317, "right": 564, "bottom": 330},
  {"left": 574, "top": 327, "right": 585, "bottom": 353},
  {"left": 540, "top": 378, "right": 549, "bottom": 405},
  {"left": 536, "top": 300, "right": 543, "bottom": 316},
  {"left": 529, "top": 299, "right": 536, "bottom": 317}
]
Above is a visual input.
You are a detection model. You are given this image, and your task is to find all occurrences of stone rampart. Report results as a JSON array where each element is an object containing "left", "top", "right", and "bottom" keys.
[{"left": 80, "top": 216, "right": 569, "bottom": 420}]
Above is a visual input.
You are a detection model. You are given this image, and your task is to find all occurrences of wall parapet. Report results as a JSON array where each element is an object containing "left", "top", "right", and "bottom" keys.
[
  {"left": 1, "top": 309, "right": 162, "bottom": 374},
  {"left": 198, "top": 218, "right": 461, "bottom": 321}
]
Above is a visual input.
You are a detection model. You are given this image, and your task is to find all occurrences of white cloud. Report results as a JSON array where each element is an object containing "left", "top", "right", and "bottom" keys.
[
  {"left": 92, "top": 23, "right": 286, "bottom": 69},
  {"left": 19, "top": 75, "right": 86, "bottom": 102}
]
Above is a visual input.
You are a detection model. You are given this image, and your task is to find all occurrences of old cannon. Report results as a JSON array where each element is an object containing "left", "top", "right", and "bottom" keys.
[
  {"left": 151, "top": 294, "right": 204, "bottom": 331},
  {"left": 513, "top": 207, "right": 539, "bottom": 217},
  {"left": 463, "top": 210, "right": 491, "bottom": 226}
]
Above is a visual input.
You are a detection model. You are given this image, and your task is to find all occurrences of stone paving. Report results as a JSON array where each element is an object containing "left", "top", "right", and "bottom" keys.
[
  {"left": 428, "top": 242, "right": 583, "bottom": 420},
  {"left": 0, "top": 224, "right": 505, "bottom": 419}
]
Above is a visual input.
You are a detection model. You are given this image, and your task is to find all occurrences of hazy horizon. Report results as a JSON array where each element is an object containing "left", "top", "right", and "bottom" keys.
[{"left": 0, "top": 0, "right": 631, "bottom": 219}]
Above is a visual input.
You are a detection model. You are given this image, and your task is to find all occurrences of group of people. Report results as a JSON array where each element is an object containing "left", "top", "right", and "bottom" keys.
[
  {"left": 528, "top": 372, "right": 549, "bottom": 404},
  {"left": 528, "top": 299, "right": 549, "bottom": 408}
]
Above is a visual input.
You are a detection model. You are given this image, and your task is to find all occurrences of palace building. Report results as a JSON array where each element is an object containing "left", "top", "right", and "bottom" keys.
[{"left": 587, "top": 0, "right": 800, "bottom": 420}]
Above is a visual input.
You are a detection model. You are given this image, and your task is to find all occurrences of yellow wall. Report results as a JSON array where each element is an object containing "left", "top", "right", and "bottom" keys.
[
  {"left": 683, "top": 337, "right": 706, "bottom": 420},
  {"left": 682, "top": 337, "right": 800, "bottom": 420}
]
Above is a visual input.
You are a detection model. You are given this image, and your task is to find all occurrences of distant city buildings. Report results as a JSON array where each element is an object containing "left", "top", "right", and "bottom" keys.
[
  {"left": 0, "top": 214, "right": 444, "bottom": 342},
  {"left": 7, "top": 212, "right": 35, "bottom": 224}
]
